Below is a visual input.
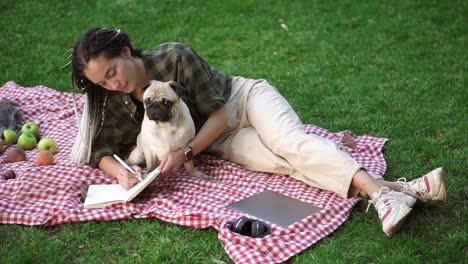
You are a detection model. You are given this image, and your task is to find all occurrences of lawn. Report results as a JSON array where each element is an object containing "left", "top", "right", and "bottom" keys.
[{"left": 0, "top": 0, "right": 466, "bottom": 263}]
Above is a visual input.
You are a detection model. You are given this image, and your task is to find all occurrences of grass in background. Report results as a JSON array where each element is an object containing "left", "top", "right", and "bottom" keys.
[{"left": 0, "top": 0, "right": 466, "bottom": 263}]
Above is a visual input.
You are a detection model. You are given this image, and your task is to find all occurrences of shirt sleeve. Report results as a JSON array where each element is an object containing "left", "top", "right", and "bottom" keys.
[
  {"left": 88, "top": 93, "right": 143, "bottom": 168},
  {"left": 89, "top": 143, "right": 116, "bottom": 168},
  {"left": 177, "top": 45, "right": 226, "bottom": 117}
]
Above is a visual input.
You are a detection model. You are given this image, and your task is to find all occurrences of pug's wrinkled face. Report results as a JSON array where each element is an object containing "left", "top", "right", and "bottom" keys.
[{"left": 143, "top": 80, "right": 180, "bottom": 122}]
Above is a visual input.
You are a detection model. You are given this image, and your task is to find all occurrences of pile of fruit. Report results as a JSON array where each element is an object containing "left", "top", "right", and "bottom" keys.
[{"left": 0, "top": 121, "right": 58, "bottom": 166}]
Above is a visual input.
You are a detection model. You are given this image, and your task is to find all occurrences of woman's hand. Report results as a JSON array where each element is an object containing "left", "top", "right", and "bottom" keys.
[
  {"left": 158, "top": 149, "right": 186, "bottom": 179},
  {"left": 116, "top": 165, "right": 142, "bottom": 189},
  {"left": 98, "top": 156, "right": 145, "bottom": 189}
]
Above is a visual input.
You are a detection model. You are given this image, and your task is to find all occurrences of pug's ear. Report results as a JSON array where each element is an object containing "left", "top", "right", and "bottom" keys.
[{"left": 168, "top": 81, "right": 186, "bottom": 98}]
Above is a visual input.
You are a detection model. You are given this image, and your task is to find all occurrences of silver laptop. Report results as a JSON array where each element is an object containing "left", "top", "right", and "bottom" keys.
[{"left": 226, "top": 190, "right": 323, "bottom": 228}]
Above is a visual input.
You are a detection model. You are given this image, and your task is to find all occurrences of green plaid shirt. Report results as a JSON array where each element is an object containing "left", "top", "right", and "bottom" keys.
[{"left": 89, "top": 42, "right": 232, "bottom": 167}]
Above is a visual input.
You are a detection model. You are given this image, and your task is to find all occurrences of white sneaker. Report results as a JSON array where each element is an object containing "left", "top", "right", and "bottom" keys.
[
  {"left": 397, "top": 167, "right": 447, "bottom": 203},
  {"left": 367, "top": 187, "right": 416, "bottom": 237}
]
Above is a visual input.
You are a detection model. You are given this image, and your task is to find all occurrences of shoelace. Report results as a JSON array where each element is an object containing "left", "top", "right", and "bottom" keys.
[
  {"left": 398, "top": 177, "right": 428, "bottom": 198},
  {"left": 396, "top": 178, "right": 416, "bottom": 196},
  {"left": 366, "top": 187, "right": 392, "bottom": 213}
]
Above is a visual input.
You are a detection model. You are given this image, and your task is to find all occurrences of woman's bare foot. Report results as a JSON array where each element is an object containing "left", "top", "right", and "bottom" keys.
[{"left": 342, "top": 130, "right": 357, "bottom": 149}]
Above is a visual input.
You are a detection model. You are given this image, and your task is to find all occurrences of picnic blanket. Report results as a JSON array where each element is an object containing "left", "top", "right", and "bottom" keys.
[{"left": 0, "top": 81, "right": 388, "bottom": 264}]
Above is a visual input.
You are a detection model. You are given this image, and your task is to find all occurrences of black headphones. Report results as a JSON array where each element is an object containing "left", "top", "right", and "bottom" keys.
[{"left": 229, "top": 216, "right": 271, "bottom": 238}]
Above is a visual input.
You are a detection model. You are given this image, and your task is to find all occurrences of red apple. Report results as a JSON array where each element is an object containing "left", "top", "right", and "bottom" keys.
[
  {"left": 6, "top": 147, "right": 26, "bottom": 163},
  {"left": 35, "top": 150, "right": 55, "bottom": 166},
  {"left": 2, "top": 170, "right": 16, "bottom": 180}
]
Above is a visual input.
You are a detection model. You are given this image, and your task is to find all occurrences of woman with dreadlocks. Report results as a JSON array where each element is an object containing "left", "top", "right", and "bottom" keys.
[{"left": 70, "top": 28, "right": 446, "bottom": 237}]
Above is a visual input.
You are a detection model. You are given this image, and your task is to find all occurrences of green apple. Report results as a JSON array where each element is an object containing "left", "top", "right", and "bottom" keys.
[
  {"left": 17, "top": 133, "right": 37, "bottom": 150},
  {"left": 37, "top": 137, "right": 58, "bottom": 154},
  {"left": 2, "top": 129, "right": 18, "bottom": 144},
  {"left": 21, "top": 122, "right": 40, "bottom": 136}
]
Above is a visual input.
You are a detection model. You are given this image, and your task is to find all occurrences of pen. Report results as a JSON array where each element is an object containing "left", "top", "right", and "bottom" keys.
[{"left": 113, "top": 154, "right": 142, "bottom": 181}]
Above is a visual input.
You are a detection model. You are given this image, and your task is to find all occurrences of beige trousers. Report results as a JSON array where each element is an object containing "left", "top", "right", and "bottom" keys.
[{"left": 206, "top": 77, "right": 362, "bottom": 198}]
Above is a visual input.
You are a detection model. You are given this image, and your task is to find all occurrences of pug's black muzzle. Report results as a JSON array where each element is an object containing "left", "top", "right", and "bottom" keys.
[{"left": 144, "top": 100, "right": 172, "bottom": 122}]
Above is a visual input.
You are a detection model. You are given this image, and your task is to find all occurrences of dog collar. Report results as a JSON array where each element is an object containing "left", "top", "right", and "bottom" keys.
[{"left": 181, "top": 144, "right": 193, "bottom": 162}]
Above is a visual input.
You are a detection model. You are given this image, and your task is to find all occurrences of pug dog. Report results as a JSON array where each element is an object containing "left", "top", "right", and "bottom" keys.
[{"left": 127, "top": 80, "right": 210, "bottom": 180}]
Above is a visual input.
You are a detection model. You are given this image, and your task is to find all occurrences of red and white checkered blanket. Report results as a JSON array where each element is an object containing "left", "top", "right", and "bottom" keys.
[{"left": 0, "top": 81, "right": 388, "bottom": 264}]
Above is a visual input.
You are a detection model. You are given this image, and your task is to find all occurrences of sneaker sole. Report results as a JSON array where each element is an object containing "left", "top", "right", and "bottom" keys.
[
  {"left": 384, "top": 205, "right": 413, "bottom": 237},
  {"left": 431, "top": 167, "right": 447, "bottom": 202}
]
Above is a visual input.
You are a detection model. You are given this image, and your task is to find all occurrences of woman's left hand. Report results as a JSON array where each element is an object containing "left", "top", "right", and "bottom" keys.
[{"left": 158, "top": 149, "right": 186, "bottom": 179}]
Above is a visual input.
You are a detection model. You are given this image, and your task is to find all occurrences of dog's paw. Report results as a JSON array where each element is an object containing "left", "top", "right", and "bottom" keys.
[
  {"left": 184, "top": 161, "right": 210, "bottom": 180},
  {"left": 128, "top": 147, "right": 145, "bottom": 165}
]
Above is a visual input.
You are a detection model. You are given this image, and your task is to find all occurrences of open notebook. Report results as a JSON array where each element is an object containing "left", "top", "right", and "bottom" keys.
[{"left": 83, "top": 169, "right": 161, "bottom": 209}]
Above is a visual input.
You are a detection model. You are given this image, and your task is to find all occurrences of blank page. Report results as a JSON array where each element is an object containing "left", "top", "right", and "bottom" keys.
[{"left": 83, "top": 184, "right": 128, "bottom": 208}]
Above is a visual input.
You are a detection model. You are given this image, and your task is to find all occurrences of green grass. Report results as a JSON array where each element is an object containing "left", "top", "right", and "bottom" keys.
[{"left": 1, "top": 0, "right": 466, "bottom": 263}]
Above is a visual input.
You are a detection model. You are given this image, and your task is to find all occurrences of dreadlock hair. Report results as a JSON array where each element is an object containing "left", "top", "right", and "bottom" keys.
[{"left": 70, "top": 28, "right": 142, "bottom": 165}]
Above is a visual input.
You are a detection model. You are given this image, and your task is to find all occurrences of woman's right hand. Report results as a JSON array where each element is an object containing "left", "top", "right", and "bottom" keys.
[{"left": 116, "top": 165, "right": 142, "bottom": 189}]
